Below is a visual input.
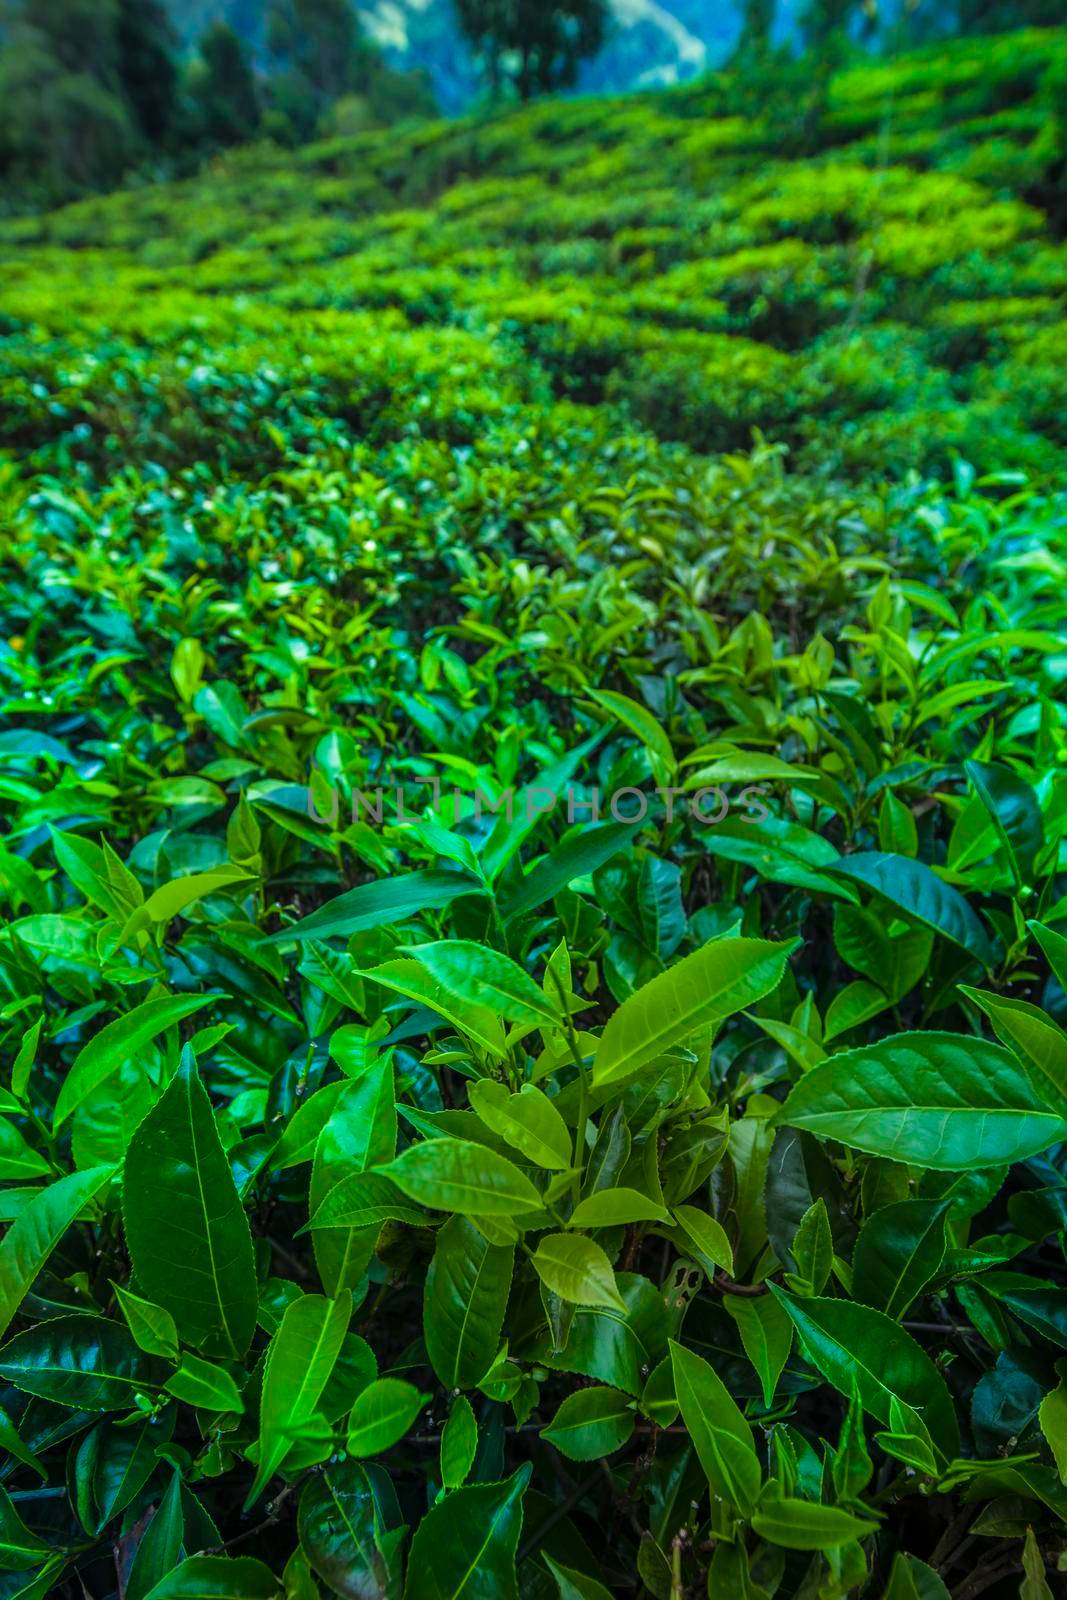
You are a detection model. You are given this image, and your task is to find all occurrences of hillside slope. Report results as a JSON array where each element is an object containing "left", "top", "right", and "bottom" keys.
[{"left": 2, "top": 28, "right": 1064, "bottom": 487}]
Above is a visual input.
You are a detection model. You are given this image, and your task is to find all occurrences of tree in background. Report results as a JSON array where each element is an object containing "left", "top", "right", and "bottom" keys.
[
  {"left": 116, "top": 0, "right": 179, "bottom": 143},
  {"left": 732, "top": 0, "right": 776, "bottom": 61},
  {"left": 956, "top": 0, "right": 1064, "bottom": 29},
  {"left": 266, "top": 0, "right": 358, "bottom": 138},
  {"left": 799, "top": 0, "right": 861, "bottom": 51},
  {"left": 454, "top": 0, "right": 610, "bottom": 102},
  {"left": 188, "top": 20, "right": 260, "bottom": 147},
  {"left": 1042, "top": 49, "right": 1067, "bottom": 237},
  {"left": 0, "top": 0, "right": 133, "bottom": 199}
]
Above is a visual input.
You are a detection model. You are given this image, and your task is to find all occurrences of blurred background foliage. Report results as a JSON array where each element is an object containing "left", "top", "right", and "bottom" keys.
[
  {"left": 1, "top": 8, "right": 1065, "bottom": 486},
  {"left": 0, "top": 0, "right": 1065, "bottom": 209}
]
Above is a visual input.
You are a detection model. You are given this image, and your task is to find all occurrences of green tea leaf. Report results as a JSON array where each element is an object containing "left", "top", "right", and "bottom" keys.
[
  {"left": 0, "top": 1314, "right": 156, "bottom": 1412},
  {"left": 772, "top": 1290, "right": 959, "bottom": 1458},
  {"left": 543, "top": 1555, "right": 615, "bottom": 1600},
  {"left": 424, "top": 1216, "right": 514, "bottom": 1389},
  {"left": 779, "top": 1032, "right": 1067, "bottom": 1170},
  {"left": 724, "top": 1293, "right": 792, "bottom": 1408},
  {"left": 0, "top": 1483, "right": 52, "bottom": 1571},
  {"left": 593, "top": 938, "right": 792, "bottom": 1087},
  {"left": 123, "top": 1048, "right": 257, "bottom": 1359},
  {"left": 165, "top": 1353, "right": 244, "bottom": 1413},
  {"left": 360, "top": 959, "right": 507, "bottom": 1059},
  {"left": 274, "top": 870, "right": 485, "bottom": 943},
  {"left": 54, "top": 994, "right": 218, "bottom": 1127},
  {"left": 852, "top": 1200, "right": 949, "bottom": 1321},
  {"left": 671, "top": 1205, "right": 734, "bottom": 1276},
  {"left": 126, "top": 1470, "right": 184, "bottom": 1600},
  {"left": 383, "top": 1139, "right": 541, "bottom": 1216},
  {"left": 830, "top": 853, "right": 998, "bottom": 970},
  {"left": 470, "top": 1080, "right": 571, "bottom": 1170},
  {"left": 440, "top": 1395, "right": 478, "bottom": 1489},
  {"left": 0, "top": 1165, "right": 114, "bottom": 1343},
  {"left": 346, "top": 1377, "right": 426, "bottom": 1457},
  {"left": 142, "top": 1555, "right": 279, "bottom": 1598},
  {"left": 532, "top": 1234, "right": 626, "bottom": 1311},
  {"left": 668, "top": 1339, "right": 761, "bottom": 1515},
  {"left": 750, "top": 1496, "right": 878, "bottom": 1550},
  {"left": 569, "top": 1188, "right": 669, "bottom": 1228},
  {"left": 246, "top": 1292, "right": 352, "bottom": 1507},
  {"left": 542, "top": 1386, "right": 634, "bottom": 1460},
  {"left": 402, "top": 941, "right": 561, "bottom": 1027},
  {"left": 307, "top": 1170, "right": 430, "bottom": 1231},
  {"left": 113, "top": 1284, "right": 179, "bottom": 1361},
  {"left": 402, "top": 1465, "right": 530, "bottom": 1600},
  {"left": 298, "top": 1463, "right": 404, "bottom": 1599},
  {"left": 962, "top": 986, "right": 1067, "bottom": 1122}
]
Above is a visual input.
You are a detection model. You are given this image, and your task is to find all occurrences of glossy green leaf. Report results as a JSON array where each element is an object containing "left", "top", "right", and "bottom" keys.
[
  {"left": 750, "top": 1495, "right": 878, "bottom": 1550},
  {"left": 0, "top": 1164, "right": 114, "bottom": 1343},
  {"left": 724, "top": 1293, "right": 792, "bottom": 1408},
  {"left": 543, "top": 1555, "right": 615, "bottom": 1600},
  {"left": 1031, "top": 922, "right": 1067, "bottom": 994},
  {"left": 979, "top": 1272, "right": 1067, "bottom": 1347},
  {"left": 143, "top": 1555, "right": 279, "bottom": 1598},
  {"left": 1039, "top": 1371, "right": 1067, "bottom": 1486},
  {"left": 569, "top": 1188, "right": 669, "bottom": 1228},
  {"left": 347, "top": 1377, "right": 426, "bottom": 1456},
  {"left": 273, "top": 869, "right": 485, "bottom": 943},
  {"left": 439, "top": 1395, "right": 478, "bottom": 1489},
  {"left": 0, "top": 1400, "right": 46, "bottom": 1481},
  {"left": 0, "top": 1483, "right": 51, "bottom": 1571},
  {"left": 542, "top": 1385, "right": 634, "bottom": 1460},
  {"left": 772, "top": 1290, "right": 959, "bottom": 1458},
  {"left": 470, "top": 1080, "right": 571, "bottom": 1170},
  {"left": 360, "top": 959, "right": 506, "bottom": 1058},
  {"left": 779, "top": 1032, "right": 1067, "bottom": 1170},
  {"left": 532, "top": 1234, "right": 626, "bottom": 1311},
  {"left": 0, "top": 1314, "right": 156, "bottom": 1411},
  {"left": 54, "top": 994, "right": 217, "bottom": 1127},
  {"left": 0, "top": 1119, "right": 49, "bottom": 1181},
  {"left": 965, "top": 760, "right": 1042, "bottom": 886},
  {"left": 113, "top": 1283, "right": 180, "bottom": 1361},
  {"left": 383, "top": 1138, "right": 541, "bottom": 1216},
  {"left": 126, "top": 1470, "right": 185, "bottom": 1600},
  {"left": 424, "top": 1216, "right": 514, "bottom": 1389},
  {"left": 593, "top": 937, "right": 793, "bottom": 1087},
  {"left": 829, "top": 852, "right": 998, "bottom": 970},
  {"left": 247, "top": 1291, "right": 352, "bottom": 1507},
  {"left": 123, "top": 1048, "right": 257, "bottom": 1358},
  {"left": 962, "top": 986, "right": 1067, "bottom": 1122},
  {"left": 298, "top": 1462, "right": 405, "bottom": 1599},
  {"left": 310, "top": 1057, "right": 396, "bottom": 1297},
  {"left": 587, "top": 687, "right": 674, "bottom": 771},
  {"left": 402, "top": 1465, "right": 530, "bottom": 1600},
  {"left": 671, "top": 1205, "right": 734, "bottom": 1276},
  {"left": 852, "top": 1200, "right": 949, "bottom": 1321},
  {"left": 306, "top": 1170, "right": 430, "bottom": 1231},
  {"left": 165, "top": 1352, "right": 244, "bottom": 1413},
  {"left": 668, "top": 1339, "right": 761, "bottom": 1515},
  {"left": 502, "top": 822, "right": 638, "bottom": 923},
  {"left": 401, "top": 941, "right": 561, "bottom": 1027}
]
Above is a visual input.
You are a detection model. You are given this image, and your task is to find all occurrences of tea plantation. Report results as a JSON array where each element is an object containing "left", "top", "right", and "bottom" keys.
[{"left": 1, "top": 24, "right": 1067, "bottom": 1600}]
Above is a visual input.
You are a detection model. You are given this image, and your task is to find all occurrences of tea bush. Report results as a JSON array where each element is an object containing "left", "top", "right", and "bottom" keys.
[{"left": 1, "top": 25, "right": 1067, "bottom": 1600}]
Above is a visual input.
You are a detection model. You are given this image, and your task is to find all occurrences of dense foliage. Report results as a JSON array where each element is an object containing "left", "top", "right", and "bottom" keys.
[
  {"left": 0, "top": 0, "right": 435, "bottom": 209},
  {"left": 1, "top": 23, "right": 1067, "bottom": 1600}
]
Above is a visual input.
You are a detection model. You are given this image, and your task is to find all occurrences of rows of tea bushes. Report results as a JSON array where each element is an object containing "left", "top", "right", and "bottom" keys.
[
  {"left": 2, "top": 30, "right": 1067, "bottom": 483},
  {"left": 1, "top": 23, "right": 1067, "bottom": 1600}
]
